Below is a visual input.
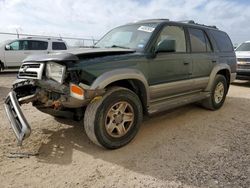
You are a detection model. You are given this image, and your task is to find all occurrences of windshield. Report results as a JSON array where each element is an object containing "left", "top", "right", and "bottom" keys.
[
  {"left": 95, "top": 23, "right": 158, "bottom": 50},
  {"left": 236, "top": 42, "right": 250, "bottom": 51}
]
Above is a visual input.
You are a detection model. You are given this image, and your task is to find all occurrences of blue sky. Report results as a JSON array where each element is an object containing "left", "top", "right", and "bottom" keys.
[{"left": 0, "top": 0, "right": 250, "bottom": 45}]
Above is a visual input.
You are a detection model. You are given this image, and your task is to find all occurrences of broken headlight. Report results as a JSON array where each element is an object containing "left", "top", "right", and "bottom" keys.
[{"left": 46, "top": 62, "right": 66, "bottom": 84}]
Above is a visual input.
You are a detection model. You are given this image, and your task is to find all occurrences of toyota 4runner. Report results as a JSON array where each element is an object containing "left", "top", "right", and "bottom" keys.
[{"left": 4, "top": 19, "right": 237, "bottom": 149}]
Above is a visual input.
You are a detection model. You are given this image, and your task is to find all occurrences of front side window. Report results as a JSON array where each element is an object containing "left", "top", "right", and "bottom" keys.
[
  {"left": 156, "top": 25, "right": 187, "bottom": 52},
  {"left": 8, "top": 41, "right": 20, "bottom": 50},
  {"left": 52, "top": 42, "right": 67, "bottom": 50},
  {"left": 95, "top": 23, "right": 158, "bottom": 50}
]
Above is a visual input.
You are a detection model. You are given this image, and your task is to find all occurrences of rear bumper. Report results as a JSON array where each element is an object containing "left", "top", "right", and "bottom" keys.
[{"left": 4, "top": 91, "right": 31, "bottom": 146}]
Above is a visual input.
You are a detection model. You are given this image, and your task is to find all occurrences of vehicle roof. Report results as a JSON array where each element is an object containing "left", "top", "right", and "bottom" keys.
[{"left": 128, "top": 19, "right": 219, "bottom": 31}]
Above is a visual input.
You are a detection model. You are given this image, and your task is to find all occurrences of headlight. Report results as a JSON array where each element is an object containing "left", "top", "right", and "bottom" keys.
[{"left": 46, "top": 62, "right": 66, "bottom": 83}]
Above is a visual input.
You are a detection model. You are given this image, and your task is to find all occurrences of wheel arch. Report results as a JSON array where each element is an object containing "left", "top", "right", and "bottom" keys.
[
  {"left": 90, "top": 69, "right": 150, "bottom": 112},
  {"left": 205, "top": 64, "right": 231, "bottom": 92}
]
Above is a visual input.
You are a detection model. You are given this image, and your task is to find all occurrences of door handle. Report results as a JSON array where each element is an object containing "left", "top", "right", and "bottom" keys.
[
  {"left": 183, "top": 61, "right": 190, "bottom": 65},
  {"left": 212, "top": 60, "right": 217, "bottom": 63}
]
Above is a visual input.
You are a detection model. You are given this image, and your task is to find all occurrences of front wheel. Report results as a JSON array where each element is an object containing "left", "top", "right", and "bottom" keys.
[
  {"left": 84, "top": 87, "right": 143, "bottom": 149},
  {"left": 202, "top": 75, "right": 228, "bottom": 110}
]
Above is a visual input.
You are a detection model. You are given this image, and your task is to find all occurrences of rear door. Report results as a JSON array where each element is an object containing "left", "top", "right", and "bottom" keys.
[
  {"left": 188, "top": 28, "right": 216, "bottom": 79},
  {"left": 24, "top": 40, "right": 48, "bottom": 57}
]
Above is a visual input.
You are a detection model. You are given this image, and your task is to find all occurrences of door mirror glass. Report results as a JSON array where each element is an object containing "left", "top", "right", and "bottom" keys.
[
  {"left": 5, "top": 44, "right": 11, "bottom": 50},
  {"left": 155, "top": 39, "right": 176, "bottom": 53}
]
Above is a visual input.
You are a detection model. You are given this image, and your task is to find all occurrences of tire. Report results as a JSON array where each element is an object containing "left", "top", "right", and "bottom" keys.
[
  {"left": 84, "top": 87, "right": 143, "bottom": 149},
  {"left": 0, "top": 62, "right": 3, "bottom": 72},
  {"left": 202, "top": 75, "right": 228, "bottom": 110}
]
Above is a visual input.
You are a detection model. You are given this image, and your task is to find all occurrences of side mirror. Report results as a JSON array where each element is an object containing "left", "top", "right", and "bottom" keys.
[
  {"left": 155, "top": 39, "right": 176, "bottom": 53},
  {"left": 5, "top": 44, "right": 11, "bottom": 50}
]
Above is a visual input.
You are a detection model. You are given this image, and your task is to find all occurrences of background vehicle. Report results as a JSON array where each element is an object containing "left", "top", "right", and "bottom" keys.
[
  {"left": 4, "top": 19, "right": 236, "bottom": 149},
  {"left": 0, "top": 37, "right": 68, "bottom": 71},
  {"left": 235, "top": 41, "right": 250, "bottom": 80}
]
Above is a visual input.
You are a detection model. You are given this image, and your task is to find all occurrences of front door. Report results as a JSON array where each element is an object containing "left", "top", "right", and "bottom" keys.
[
  {"left": 148, "top": 25, "right": 192, "bottom": 99},
  {"left": 4, "top": 40, "right": 27, "bottom": 68}
]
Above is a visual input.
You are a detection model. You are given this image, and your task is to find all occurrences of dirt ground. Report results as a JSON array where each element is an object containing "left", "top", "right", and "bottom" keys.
[{"left": 0, "top": 73, "right": 249, "bottom": 188}]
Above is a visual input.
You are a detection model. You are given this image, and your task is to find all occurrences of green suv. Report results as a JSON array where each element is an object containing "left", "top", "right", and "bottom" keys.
[{"left": 4, "top": 19, "right": 237, "bottom": 149}]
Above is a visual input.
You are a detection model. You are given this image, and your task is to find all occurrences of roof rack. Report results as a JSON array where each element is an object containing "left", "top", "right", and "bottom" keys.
[
  {"left": 178, "top": 20, "right": 218, "bottom": 29},
  {"left": 136, "top": 18, "right": 170, "bottom": 23},
  {"left": 26, "top": 36, "right": 63, "bottom": 41},
  {"left": 179, "top": 20, "right": 195, "bottom": 24}
]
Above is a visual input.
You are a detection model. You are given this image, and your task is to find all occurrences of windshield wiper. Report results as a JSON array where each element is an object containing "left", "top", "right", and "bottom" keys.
[{"left": 106, "top": 45, "right": 130, "bottom": 49}]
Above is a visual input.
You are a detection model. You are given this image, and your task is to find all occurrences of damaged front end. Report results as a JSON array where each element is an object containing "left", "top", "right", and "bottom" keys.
[
  {"left": 4, "top": 53, "right": 104, "bottom": 146},
  {"left": 4, "top": 79, "right": 38, "bottom": 145}
]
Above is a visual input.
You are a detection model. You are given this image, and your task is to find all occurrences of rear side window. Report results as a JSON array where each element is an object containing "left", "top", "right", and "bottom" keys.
[
  {"left": 52, "top": 42, "right": 67, "bottom": 50},
  {"left": 27, "top": 40, "right": 48, "bottom": 50},
  {"left": 188, "top": 28, "right": 212, "bottom": 53},
  {"left": 210, "top": 30, "right": 234, "bottom": 52}
]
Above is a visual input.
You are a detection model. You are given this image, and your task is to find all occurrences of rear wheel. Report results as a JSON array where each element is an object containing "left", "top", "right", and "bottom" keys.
[
  {"left": 84, "top": 87, "right": 143, "bottom": 149},
  {"left": 0, "top": 62, "right": 3, "bottom": 72},
  {"left": 202, "top": 75, "right": 228, "bottom": 110}
]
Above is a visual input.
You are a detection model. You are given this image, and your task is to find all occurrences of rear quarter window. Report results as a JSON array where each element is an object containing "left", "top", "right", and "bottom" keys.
[
  {"left": 210, "top": 30, "right": 234, "bottom": 52},
  {"left": 52, "top": 42, "right": 67, "bottom": 50}
]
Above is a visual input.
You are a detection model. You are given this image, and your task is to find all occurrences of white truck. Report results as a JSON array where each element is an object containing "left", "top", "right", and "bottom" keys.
[{"left": 0, "top": 37, "right": 68, "bottom": 71}]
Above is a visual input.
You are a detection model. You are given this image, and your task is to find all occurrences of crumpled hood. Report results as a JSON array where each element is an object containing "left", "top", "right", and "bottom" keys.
[
  {"left": 67, "top": 47, "right": 135, "bottom": 55},
  {"left": 23, "top": 48, "right": 136, "bottom": 63}
]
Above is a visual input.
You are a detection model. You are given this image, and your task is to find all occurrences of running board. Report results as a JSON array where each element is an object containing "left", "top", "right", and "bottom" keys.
[
  {"left": 148, "top": 92, "right": 210, "bottom": 115},
  {"left": 4, "top": 91, "right": 31, "bottom": 146}
]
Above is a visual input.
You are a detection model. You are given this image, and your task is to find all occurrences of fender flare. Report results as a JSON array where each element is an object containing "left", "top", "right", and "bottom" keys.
[
  {"left": 90, "top": 68, "right": 150, "bottom": 106},
  {"left": 205, "top": 63, "right": 231, "bottom": 91}
]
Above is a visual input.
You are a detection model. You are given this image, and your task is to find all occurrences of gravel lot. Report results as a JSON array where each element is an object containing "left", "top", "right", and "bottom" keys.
[{"left": 0, "top": 73, "right": 249, "bottom": 188}]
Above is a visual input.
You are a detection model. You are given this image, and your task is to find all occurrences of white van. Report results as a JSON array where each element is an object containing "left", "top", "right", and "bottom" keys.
[{"left": 0, "top": 37, "right": 68, "bottom": 71}]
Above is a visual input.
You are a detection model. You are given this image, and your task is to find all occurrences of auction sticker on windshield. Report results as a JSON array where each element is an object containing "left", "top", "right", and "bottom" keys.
[{"left": 138, "top": 26, "right": 155, "bottom": 32}]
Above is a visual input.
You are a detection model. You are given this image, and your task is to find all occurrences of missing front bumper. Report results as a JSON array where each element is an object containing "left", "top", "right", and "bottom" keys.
[{"left": 4, "top": 91, "right": 31, "bottom": 146}]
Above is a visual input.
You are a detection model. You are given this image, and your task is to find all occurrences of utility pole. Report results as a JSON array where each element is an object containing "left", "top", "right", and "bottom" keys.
[{"left": 16, "top": 29, "right": 19, "bottom": 39}]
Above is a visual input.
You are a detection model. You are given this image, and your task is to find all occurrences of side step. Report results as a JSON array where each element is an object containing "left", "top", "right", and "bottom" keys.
[
  {"left": 148, "top": 92, "right": 210, "bottom": 115},
  {"left": 4, "top": 91, "right": 31, "bottom": 146}
]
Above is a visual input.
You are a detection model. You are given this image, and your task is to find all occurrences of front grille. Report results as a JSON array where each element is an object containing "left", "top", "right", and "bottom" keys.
[
  {"left": 237, "top": 58, "right": 250, "bottom": 62},
  {"left": 18, "top": 62, "right": 45, "bottom": 80},
  {"left": 19, "top": 71, "right": 38, "bottom": 78},
  {"left": 21, "top": 64, "right": 40, "bottom": 69}
]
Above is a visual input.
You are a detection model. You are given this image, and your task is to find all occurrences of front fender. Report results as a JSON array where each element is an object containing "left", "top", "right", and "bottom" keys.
[{"left": 90, "top": 68, "right": 150, "bottom": 106}]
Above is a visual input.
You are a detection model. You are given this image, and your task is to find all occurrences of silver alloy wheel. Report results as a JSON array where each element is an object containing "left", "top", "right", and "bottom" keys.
[
  {"left": 105, "top": 101, "right": 134, "bottom": 138},
  {"left": 214, "top": 82, "right": 224, "bottom": 104}
]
